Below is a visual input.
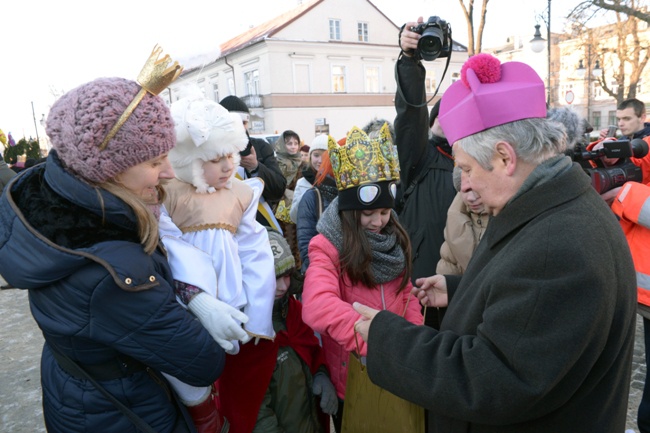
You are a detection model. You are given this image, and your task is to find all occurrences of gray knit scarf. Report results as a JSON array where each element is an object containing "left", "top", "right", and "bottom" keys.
[
  {"left": 509, "top": 154, "right": 572, "bottom": 204},
  {"left": 317, "top": 197, "right": 405, "bottom": 284}
]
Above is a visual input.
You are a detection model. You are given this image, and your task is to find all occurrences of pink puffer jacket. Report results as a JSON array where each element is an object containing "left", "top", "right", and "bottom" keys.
[{"left": 302, "top": 234, "right": 423, "bottom": 399}]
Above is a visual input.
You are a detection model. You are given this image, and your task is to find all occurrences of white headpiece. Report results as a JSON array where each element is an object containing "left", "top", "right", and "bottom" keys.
[{"left": 169, "top": 85, "right": 248, "bottom": 193}]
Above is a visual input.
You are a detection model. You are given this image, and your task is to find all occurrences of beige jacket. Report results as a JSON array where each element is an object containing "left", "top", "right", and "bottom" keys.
[{"left": 436, "top": 192, "right": 488, "bottom": 275}]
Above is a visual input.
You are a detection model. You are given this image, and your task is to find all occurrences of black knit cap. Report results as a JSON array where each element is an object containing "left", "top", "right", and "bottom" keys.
[{"left": 219, "top": 95, "right": 249, "bottom": 114}]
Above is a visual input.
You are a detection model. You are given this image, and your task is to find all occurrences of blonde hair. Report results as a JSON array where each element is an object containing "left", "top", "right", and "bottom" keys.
[{"left": 96, "top": 181, "right": 161, "bottom": 255}]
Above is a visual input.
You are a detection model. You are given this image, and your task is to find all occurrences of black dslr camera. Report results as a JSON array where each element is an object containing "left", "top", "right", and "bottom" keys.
[
  {"left": 410, "top": 16, "right": 452, "bottom": 61},
  {"left": 571, "top": 139, "right": 648, "bottom": 194}
]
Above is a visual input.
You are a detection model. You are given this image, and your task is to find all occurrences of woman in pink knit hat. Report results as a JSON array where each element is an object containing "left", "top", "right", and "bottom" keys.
[{"left": 0, "top": 49, "right": 225, "bottom": 433}]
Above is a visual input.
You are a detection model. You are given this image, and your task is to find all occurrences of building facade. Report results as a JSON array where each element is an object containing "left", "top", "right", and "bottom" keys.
[{"left": 166, "top": 0, "right": 468, "bottom": 143}]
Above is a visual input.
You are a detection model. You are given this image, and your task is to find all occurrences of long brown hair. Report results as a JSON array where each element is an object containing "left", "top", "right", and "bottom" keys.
[{"left": 339, "top": 209, "right": 412, "bottom": 292}]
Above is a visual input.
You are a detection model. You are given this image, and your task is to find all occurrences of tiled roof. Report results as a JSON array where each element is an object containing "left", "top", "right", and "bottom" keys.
[
  {"left": 180, "top": 0, "right": 464, "bottom": 75},
  {"left": 219, "top": 0, "right": 322, "bottom": 57},
  {"left": 182, "top": 0, "right": 322, "bottom": 74}
]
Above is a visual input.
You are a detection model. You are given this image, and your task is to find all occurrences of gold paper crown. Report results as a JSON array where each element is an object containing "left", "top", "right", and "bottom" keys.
[
  {"left": 328, "top": 122, "right": 400, "bottom": 191},
  {"left": 99, "top": 45, "right": 183, "bottom": 150}
]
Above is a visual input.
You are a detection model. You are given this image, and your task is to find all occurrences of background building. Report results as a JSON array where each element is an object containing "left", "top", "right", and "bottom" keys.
[{"left": 167, "top": 0, "right": 468, "bottom": 143}]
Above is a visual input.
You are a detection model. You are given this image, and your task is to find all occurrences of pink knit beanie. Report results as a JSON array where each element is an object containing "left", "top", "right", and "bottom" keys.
[{"left": 46, "top": 77, "right": 176, "bottom": 183}]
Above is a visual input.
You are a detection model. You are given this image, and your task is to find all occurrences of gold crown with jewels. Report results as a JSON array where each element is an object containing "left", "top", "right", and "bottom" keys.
[
  {"left": 99, "top": 45, "right": 183, "bottom": 150},
  {"left": 328, "top": 122, "right": 400, "bottom": 191}
]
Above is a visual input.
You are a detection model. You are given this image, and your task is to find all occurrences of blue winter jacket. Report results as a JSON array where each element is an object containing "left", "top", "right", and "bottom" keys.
[
  {"left": 0, "top": 151, "right": 225, "bottom": 433},
  {"left": 296, "top": 187, "right": 336, "bottom": 274}
]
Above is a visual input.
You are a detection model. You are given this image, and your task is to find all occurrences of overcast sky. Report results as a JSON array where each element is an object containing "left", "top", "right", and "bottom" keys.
[{"left": 1, "top": 0, "right": 578, "bottom": 142}]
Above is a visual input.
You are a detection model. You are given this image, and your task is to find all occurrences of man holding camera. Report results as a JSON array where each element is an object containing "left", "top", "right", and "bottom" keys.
[
  {"left": 596, "top": 98, "right": 650, "bottom": 433},
  {"left": 393, "top": 17, "right": 456, "bottom": 330},
  {"left": 353, "top": 47, "right": 636, "bottom": 432}
]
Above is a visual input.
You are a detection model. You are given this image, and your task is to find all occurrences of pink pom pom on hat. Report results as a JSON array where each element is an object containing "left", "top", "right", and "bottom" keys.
[{"left": 439, "top": 53, "right": 547, "bottom": 145}]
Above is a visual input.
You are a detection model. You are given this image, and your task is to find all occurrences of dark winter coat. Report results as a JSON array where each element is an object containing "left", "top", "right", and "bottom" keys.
[
  {"left": 0, "top": 151, "right": 225, "bottom": 433},
  {"left": 394, "top": 55, "right": 456, "bottom": 282},
  {"left": 366, "top": 163, "right": 637, "bottom": 433},
  {"left": 249, "top": 137, "right": 287, "bottom": 203}
]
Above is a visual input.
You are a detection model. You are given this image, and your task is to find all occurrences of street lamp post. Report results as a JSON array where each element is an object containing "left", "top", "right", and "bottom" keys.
[
  {"left": 576, "top": 45, "right": 602, "bottom": 126},
  {"left": 31, "top": 101, "right": 40, "bottom": 145},
  {"left": 530, "top": 0, "right": 551, "bottom": 106}
]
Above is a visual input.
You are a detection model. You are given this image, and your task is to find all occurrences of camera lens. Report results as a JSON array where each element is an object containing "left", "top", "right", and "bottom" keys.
[{"left": 418, "top": 26, "right": 444, "bottom": 61}]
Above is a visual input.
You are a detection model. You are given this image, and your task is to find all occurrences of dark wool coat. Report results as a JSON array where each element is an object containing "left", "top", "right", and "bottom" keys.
[
  {"left": 249, "top": 136, "right": 287, "bottom": 203},
  {"left": 394, "top": 55, "right": 456, "bottom": 283},
  {"left": 366, "top": 163, "right": 637, "bottom": 433},
  {"left": 0, "top": 151, "right": 225, "bottom": 433}
]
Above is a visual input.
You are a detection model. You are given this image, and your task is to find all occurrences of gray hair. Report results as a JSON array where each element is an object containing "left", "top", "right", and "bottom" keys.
[
  {"left": 362, "top": 118, "right": 395, "bottom": 141},
  {"left": 457, "top": 118, "right": 567, "bottom": 170}
]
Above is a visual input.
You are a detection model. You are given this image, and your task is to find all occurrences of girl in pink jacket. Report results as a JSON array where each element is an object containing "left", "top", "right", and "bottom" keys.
[{"left": 301, "top": 123, "right": 423, "bottom": 432}]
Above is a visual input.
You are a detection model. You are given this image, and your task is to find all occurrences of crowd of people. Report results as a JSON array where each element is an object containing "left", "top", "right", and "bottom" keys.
[{"left": 0, "top": 15, "right": 648, "bottom": 433}]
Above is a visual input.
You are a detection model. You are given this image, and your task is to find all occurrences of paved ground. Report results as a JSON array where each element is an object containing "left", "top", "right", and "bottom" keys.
[{"left": 0, "top": 272, "right": 645, "bottom": 432}]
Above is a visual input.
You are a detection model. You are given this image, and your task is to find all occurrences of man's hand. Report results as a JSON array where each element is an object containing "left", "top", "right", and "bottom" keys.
[
  {"left": 353, "top": 302, "right": 380, "bottom": 343},
  {"left": 592, "top": 138, "right": 620, "bottom": 166},
  {"left": 400, "top": 17, "right": 424, "bottom": 55},
  {"left": 412, "top": 275, "right": 448, "bottom": 308},
  {"left": 601, "top": 186, "right": 622, "bottom": 206},
  {"left": 598, "top": 127, "right": 610, "bottom": 141},
  {"left": 240, "top": 146, "right": 259, "bottom": 171},
  {"left": 187, "top": 293, "right": 250, "bottom": 353}
]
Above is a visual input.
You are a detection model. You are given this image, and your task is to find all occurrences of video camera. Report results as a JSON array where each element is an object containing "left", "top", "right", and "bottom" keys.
[
  {"left": 571, "top": 138, "right": 648, "bottom": 194},
  {"left": 410, "top": 16, "right": 452, "bottom": 61}
]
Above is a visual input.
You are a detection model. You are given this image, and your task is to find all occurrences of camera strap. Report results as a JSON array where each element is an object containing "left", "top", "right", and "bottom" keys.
[{"left": 394, "top": 51, "right": 451, "bottom": 109}]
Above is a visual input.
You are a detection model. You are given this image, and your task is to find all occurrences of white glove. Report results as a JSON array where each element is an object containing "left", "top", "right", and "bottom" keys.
[
  {"left": 240, "top": 334, "right": 260, "bottom": 345},
  {"left": 188, "top": 293, "right": 250, "bottom": 353}
]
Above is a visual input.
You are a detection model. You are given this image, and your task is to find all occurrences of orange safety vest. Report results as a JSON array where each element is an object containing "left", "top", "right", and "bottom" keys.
[{"left": 611, "top": 181, "right": 650, "bottom": 306}]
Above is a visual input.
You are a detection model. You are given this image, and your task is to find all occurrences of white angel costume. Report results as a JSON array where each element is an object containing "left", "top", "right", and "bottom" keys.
[
  {"left": 160, "top": 176, "right": 276, "bottom": 343},
  {"left": 157, "top": 88, "right": 276, "bottom": 407}
]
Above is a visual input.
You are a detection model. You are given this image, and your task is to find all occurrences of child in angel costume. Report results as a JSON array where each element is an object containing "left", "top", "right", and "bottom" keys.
[{"left": 158, "top": 89, "right": 278, "bottom": 433}]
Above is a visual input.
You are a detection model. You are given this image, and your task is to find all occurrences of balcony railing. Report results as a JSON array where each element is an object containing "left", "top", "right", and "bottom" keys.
[{"left": 242, "top": 94, "right": 263, "bottom": 109}]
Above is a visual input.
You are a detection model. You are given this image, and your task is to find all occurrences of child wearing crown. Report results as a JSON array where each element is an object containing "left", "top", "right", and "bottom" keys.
[
  {"left": 157, "top": 88, "right": 277, "bottom": 433},
  {"left": 300, "top": 123, "right": 423, "bottom": 431}
]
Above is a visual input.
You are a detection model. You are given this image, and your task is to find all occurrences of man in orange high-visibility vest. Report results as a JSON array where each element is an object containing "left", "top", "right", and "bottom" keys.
[{"left": 596, "top": 98, "right": 650, "bottom": 433}]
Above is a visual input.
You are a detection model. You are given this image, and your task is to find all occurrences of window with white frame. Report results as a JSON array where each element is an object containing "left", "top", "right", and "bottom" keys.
[
  {"left": 358, "top": 22, "right": 368, "bottom": 42},
  {"left": 608, "top": 110, "right": 616, "bottom": 126},
  {"left": 329, "top": 19, "right": 341, "bottom": 41},
  {"left": 592, "top": 111, "right": 602, "bottom": 130},
  {"left": 227, "top": 76, "right": 235, "bottom": 96},
  {"left": 451, "top": 72, "right": 460, "bottom": 84},
  {"left": 332, "top": 65, "right": 347, "bottom": 93},
  {"left": 244, "top": 69, "right": 260, "bottom": 96},
  {"left": 637, "top": 78, "right": 643, "bottom": 95},
  {"left": 365, "top": 66, "right": 379, "bottom": 93},
  {"left": 425, "top": 69, "right": 437, "bottom": 93},
  {"left": 212, "top": 83, "right": 219, "bottom": 102}
]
